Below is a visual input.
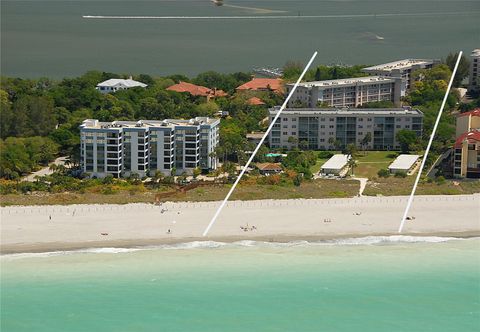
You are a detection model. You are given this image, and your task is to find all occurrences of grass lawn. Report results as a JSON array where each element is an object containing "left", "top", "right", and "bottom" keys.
[
  {"left": 364, "top": 178, "right": 480, "bottom": 196},
  {"left": 354, "top": 151, "right": 398, "bottom": 179}
]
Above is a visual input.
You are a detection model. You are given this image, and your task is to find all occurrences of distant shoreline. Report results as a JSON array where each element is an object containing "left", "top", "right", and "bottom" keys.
[{"left": 2, "top": 195, "right": 479, "bottom": 254}]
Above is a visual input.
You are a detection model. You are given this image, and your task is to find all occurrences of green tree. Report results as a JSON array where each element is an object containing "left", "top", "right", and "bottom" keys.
[
  {"left": 193, "top": 167, "right": 201, "bottom": 179},
  {"left": 445, "top": 52, "right": 470, "bottom": 87},
  {"left": 12, "top": 95, "right": 56, "bottom": 137},
  {"left": 345, "top": 143, "right": 358, "bottom": 158},
  {"left": 287, "top": 136, "right": 298, "bottom": 145},
  {"left": 347, "top": 158, "right": 358, "bottom": 176},
  {"left": 361, "top": 132, "right": 372, "bottom": 155},
  {"left": 314, "top": 67, "right": 322, "bottom": 81},
  {"left": 396, "top": 129, "right": 418, "bottom": 153}
]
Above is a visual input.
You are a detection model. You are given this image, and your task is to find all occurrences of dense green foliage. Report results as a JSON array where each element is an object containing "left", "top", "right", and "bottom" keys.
[
  {"left": 282, "top": 150, "right": 317, "bottom": 178},
  {"left": 406, "top": 64, "right": 458, "bottom": 154},
  {"left": 396, "top": 129, "right": 419, "bottom": 153},
  {"left": 445, "top": 52, "right": 470, "bottom": 87},
  {"left": 283, "top": 61, "right": 368, "bottom": 82},
  {"left": 0, "top": 137, "right": 58, "bottom": 179},
  {"left": 0, "top": 70, "right": 273, "bottom": 178}
]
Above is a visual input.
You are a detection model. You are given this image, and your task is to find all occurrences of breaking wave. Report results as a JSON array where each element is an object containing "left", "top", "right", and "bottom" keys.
[{"left": 2, "top": 236, "right": 469, "bottom": 260}]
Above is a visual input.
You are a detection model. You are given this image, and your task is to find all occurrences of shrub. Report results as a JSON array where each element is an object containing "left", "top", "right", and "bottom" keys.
[
  {"left": 102, "top": 175, "right": 114, "bottom": 184},
  {"left": 386, "top": 153, "right": 398, "bottom": 159},
  {"left": 266, "top": 174, "right": 281, "bottom": 185},
  {"left": 101, "top": 185, "right": 117, "bottom": 195},
  {"left": 435, "top": 176, "right": 446, "bottom": 185},
  {"left": 317, "top": 151, "right": 334, "bottom": 159},
  {"left": 377, "top": 169, "right": 390, "bottom": 178},
  {"left": 293, "top": 174, "right": 302, "bottom": 186},
  {"left": 394, "top": 171, "right": 407, "bottom": 178}
]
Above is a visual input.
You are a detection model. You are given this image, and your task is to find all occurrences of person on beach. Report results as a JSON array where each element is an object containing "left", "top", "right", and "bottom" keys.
[{"left": 49, "top": 215, "right": 52, "bottom": 221}]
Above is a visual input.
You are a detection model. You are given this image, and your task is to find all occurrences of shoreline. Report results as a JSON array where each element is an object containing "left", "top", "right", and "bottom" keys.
[
  {"left": 2, "top": 231, "right": 480, "bottom": 255},
  {"left": 2, "top": 194, "right": 479, "bottom": 254}
]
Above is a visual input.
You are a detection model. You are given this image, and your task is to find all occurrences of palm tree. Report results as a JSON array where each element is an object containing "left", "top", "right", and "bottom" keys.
[
  {"left": 361, "top": 132, "right": 372, "bottom": 156},
  {"left": 328, "top": 137, "right": 336, "bottom": 151},
  {"left": 48, "top": 163, "right": 58, "bottom": 173},
  {"left": 347, "top": 157, "right": 358, "bottom": 176},
  {"left": 153, "top": 170, "right": 164, "bottom": 187}
]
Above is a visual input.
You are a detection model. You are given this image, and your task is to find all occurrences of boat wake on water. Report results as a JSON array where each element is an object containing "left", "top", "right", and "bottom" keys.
[{"left": 82, "top": 11, "right": 480, "bottom": 20}]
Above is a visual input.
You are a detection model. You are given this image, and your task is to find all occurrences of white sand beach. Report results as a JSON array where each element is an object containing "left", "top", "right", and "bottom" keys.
[{"left": 1, "top": 195, "right": 479, "bottom": 253}]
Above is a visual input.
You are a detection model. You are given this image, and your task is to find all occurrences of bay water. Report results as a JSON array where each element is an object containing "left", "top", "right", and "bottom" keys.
[{"left": 2, "top": 0, "right": 480, "bottom": 78}]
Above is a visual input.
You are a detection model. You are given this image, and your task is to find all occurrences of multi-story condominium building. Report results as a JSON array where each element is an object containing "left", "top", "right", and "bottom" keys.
[
  {"left": 80, "top": 117, "right": 219, "bottom": 178},
  {"left": 269, "top": 106, "right": 423, "bottom": 151},
  {"left": 468, "top": 49, "right": 480, "bottom": 94},
  {"left": 453, "top": 109, "right": 480, "bottom": 178},
  {"left": 362, "top": 59, "right": 438, "bottom": 96},
  {"left": 286, "top": 76, "right": 402, "bottom": 108},
  {"left": 96, "top": 77, "right": 147, "bottom": 94}
]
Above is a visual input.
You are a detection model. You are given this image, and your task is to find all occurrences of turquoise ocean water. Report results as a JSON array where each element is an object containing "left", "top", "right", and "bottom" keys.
[
  {"left": 1, "top": 237, "right": 479, "bottom": 331},
  {"left": 2, "top": 0, "right": 480, "bottom": 77}
]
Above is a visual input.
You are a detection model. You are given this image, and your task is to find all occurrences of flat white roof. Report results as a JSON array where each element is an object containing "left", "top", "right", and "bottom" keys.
[
  {"left": 363, "top": 59, "right": 434, "bottom": 72},
  {"left": 388, "top": 154, "right": 420, "bottom": 171},
  {"left": 289, "top": 76, "right": 395, "bottom": 88},
  {"left": 80, "top": 117, "right": 219, "bottom": 130},
  {"left": 321, "top": 154, "right": 350, "bottom": 171},
  {"left": 269, "top": 106, "right": 423, "bottom": 116},
  {"left": 97, "top": 78, "right": 147, "bottom": 88}
]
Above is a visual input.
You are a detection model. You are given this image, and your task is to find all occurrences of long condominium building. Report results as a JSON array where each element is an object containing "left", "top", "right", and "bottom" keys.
[
  {"left": 80, "top": 117, "right": 220, "bottom": 178},
  {"left": 286, "top": 76, "right": 402, "bottom": 108},
  {"left": 468, "top": 49, "right": 480, "bottom": 94},
  {"left": 362, "top": 59, "right": 438, "bottom": 96},
  {"left": 269, "top": 106, "right": 423, "bottom": 151}
]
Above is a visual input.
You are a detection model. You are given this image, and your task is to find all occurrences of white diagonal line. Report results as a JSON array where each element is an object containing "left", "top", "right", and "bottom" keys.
[
  {"left": 202, "top": 51, "right": 318, "bottom": 236},
  {"left": 398, "top": 51, "right": 463, "bottom": 233}
]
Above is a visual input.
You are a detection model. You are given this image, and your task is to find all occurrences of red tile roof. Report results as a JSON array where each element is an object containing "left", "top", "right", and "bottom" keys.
[
  {"left": 458, "top": 108, "right": 480, "bottom": 118},
  {"left": 167, "top": 81, "right": 227, "bottom": 97},
  {"left": 454, "top": 130, "right": 480, "bottom": 148},
  {"left": 246, "top": 97, "right": 266, "bottom": 106},
  {"left": 236, "top": 78, "right": 283, "bottom": 93}
]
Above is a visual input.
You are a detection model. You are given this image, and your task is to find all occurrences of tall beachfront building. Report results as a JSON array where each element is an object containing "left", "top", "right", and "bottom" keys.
[
  {"left": 286, "top": 76, "right": 402, "bottom": 108},
  {"left": 80, "top": 117, "right": 220, "bottom": 178},
  {"left": 468, "top": 49, "right": 480, "bottom": 94},
  {"left": 453, "top": 109, "right": 480, "bottom": 178},
  {"left": 362, "top": 59, "right": 438, "bottom": 96},
  {"left": 268, "top": 106, "right": 423, "bottom": 151}
]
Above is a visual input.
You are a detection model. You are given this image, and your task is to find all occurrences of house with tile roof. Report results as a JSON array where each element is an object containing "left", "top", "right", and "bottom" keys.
[
  {"left": 166, "top": 81, "right": 227, "bottom": 99},
  {"left": 255, "top": 162, "right": 283, "bottom": 175},
  {"left": 236, "top": 78, "right": 283, "bottom": 94},
  {"left": 246, "top": 97, "right": 266, "bottom": 106}
]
